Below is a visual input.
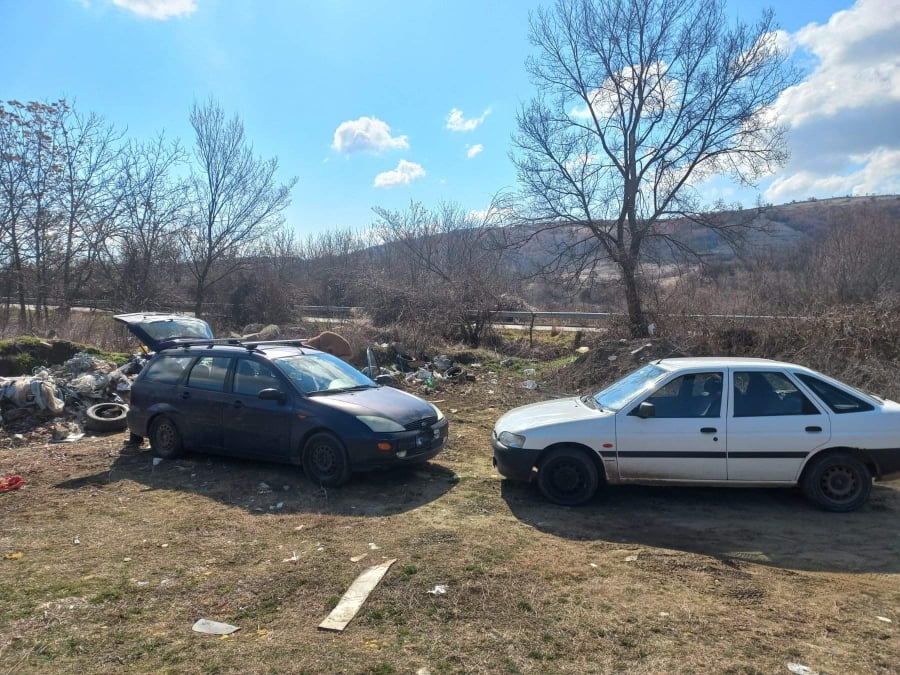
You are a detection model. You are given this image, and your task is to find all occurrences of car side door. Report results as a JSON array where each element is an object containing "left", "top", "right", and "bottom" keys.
[
  {"left": 175, "top": 355, "right": 233, "bottom": 452},
  {"left": 615, "top": 370, "right": 727, "bottom": 480},
  {"left": 726, "top": 369, "right": 831, "bottom": 482},
  {"left": 223, "top": 358, "right": 295, "bottom": 459}
]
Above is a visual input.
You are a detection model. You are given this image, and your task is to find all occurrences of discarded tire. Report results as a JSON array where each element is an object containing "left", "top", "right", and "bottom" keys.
[{"left": 84, "top": 402, "right": 129, "bottom": 433}]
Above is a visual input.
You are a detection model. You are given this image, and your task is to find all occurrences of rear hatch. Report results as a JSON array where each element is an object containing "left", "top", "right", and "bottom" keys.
[{"left": 114, "top": 312, "right": 214, "bottom": 351}]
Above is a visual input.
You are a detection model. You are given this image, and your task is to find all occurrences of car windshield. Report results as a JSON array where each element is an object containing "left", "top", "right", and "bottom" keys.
[
  {"left": 143, "top": 318, "right": 213, "bottom": 341},
  {"left": 590, "top": 363, "right": 666, "bottom": 411},
  {"left": 274, "top": 352, "right": 376, "bottom": 395}
]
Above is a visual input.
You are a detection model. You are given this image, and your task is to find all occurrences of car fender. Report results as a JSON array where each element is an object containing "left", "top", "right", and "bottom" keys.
[{"left": 795, "top": 446, "right": 882, "bottom": 482}]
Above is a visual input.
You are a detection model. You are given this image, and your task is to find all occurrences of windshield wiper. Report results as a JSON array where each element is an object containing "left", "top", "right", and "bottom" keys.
[
  {"left": 327, "top": 384, "right": 379, "bottom": 394},
  {"left": 580, "top": 394, "right": 601, "bottom": 410}
]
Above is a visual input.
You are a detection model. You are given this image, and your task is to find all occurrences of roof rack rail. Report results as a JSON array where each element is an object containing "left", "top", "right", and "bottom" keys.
[{"left": 158, "top": 337, "right": 314, "bottom": 351}]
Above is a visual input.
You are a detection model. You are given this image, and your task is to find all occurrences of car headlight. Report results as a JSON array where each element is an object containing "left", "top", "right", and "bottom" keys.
[
  {"left": 357, "top": 415, "right": 406, "bottom": 433},
  {"left": 498, "top": 431, "right": 526, "bottom": 448},
  {"left": 432, "top": 404, "right": 445, "bottom": 421}
]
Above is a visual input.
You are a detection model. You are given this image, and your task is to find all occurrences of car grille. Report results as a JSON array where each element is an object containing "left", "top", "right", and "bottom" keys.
[{"left": 404, "top": 416, "right": 437, "bottom": 431}]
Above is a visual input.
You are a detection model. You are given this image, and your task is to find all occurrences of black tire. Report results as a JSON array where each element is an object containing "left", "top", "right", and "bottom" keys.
[
  {"left": 149, "top": 415, "right": 184, "bottom": 460},
  {"left": 303, "top": 433, "right": 351, "bottom": 487},
  {"left": 537, "top": 446, "right": 599, "bottom": 506},
  {"left": 84, "top": 403, "right": 129, "bottom": 433},
  {"left": 801, "top": 452, "right": 872, "bottom": 512}
]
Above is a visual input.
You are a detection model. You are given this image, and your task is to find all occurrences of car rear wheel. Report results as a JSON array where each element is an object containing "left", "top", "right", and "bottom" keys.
[
  {"left": 303, "top": 433, "right": 351, "bottom": 487},
  {"left": 149, "top": 416, "right": 184, "bottom": 459},
  {"left": 537, "top": 446, "right": 599, "bottom": 506},
  {"left": 801, "top": 452, "right": 872, "bottom": 512}
]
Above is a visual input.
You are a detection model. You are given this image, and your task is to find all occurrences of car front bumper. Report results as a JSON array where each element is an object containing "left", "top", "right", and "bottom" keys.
[
  {"left": 348, "top": 417, "right": 450, "bottom": 471},
  {"left": 492, "top": 434, "right": 541, "bottom": 482}
]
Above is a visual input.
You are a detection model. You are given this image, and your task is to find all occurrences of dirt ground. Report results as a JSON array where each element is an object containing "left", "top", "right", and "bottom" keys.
[{"left": 1, "top": 371, "right": 899, "bottom": 674}]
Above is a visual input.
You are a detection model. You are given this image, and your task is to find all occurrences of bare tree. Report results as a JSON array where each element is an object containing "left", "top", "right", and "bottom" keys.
[
  {"left": 101, "top": 134, "right": 188, "bottom": 309},
  {"left": 512, "top": 0, "right": 797, "bottom": 335},
  {"left": 371, "top": 200, "right": 514, "bottom": 345},
  {"left": 57, "top": 107, "right": 123, "bottom": 311},
  {"left": 184, "top": 99, "right": 296, "bottom": 316},
  {"left": 0, "top": 101, "right": 31, "bottom": 322}
]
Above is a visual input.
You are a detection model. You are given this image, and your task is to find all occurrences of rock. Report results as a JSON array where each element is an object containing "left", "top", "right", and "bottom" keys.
[
  {"left": 258, "top": 324, "right": 281, "bottom": 340},
  {"left": 242, "top": 323, "right": 264, "bottom": 335}
]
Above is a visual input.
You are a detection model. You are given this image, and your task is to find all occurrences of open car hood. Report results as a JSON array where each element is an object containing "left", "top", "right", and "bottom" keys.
[{"left": 114, "top": 312, "right": 214, "bottom": 351}]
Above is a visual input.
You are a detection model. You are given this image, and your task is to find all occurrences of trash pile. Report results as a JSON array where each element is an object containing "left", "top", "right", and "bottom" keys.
[
  {"left": 363, "top": 348, "right": 479, "bottom": 391},
  {"left": 0, "top": 351, "right": 147, "bottom": 442}
]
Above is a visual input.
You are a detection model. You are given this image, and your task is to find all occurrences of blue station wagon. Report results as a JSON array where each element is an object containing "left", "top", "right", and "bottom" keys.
[{"left": 115, "top": 313, "right": 448, "bottom": 486}]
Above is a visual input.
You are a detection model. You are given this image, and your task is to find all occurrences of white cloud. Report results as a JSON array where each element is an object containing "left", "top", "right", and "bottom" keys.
[
  {"left": 766, "top": 148, "right": 900, "bottom": 202},
  {"left": 466, "top": 144, "right": 484, "bottom": 159},
  {"left": 571, "top": 62, "right": 677, "bottom": 122},
  {"left": 332, "top": 117, "right": 409, "bottom": 154},
  {"left": 373, "top": 160, "right": 426, "bottom": 188},
  {"left": 111, "top": 0, "right": 197, "bottom": 19},
  {"left": 446, "top": 107, "right": 491, "bottom": 132},
  {"left": 763, "top": 0, "right": 900, "bottom": 202}
]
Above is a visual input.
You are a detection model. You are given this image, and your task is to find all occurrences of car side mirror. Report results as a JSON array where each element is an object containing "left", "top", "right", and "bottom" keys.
[
  {"left": 258, "top": 388, "right": 286, "bottom": 403},
  {"left": 636, "top": 401, "right": 656, "bottom": 419}
]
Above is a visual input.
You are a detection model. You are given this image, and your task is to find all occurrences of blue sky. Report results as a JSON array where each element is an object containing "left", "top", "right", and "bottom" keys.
[{"left": 2, "top": 0, "right": 898, "bottom": 234}]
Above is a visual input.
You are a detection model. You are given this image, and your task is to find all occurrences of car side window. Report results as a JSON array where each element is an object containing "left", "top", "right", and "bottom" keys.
[
  {"left": 642, "top": 372, "right": 723, "bottom": 418},
  {"left": 234, "top": 360, "right": 281, "bottom": 396},
  {"left": 733, "top": 371, "right": 819, "bottom": 417},
  {"left": 795, "top": 373, "right": 874, "bottom": 414},
  {"left": 187, "top": 356, "right": 231, "bottom": 392},
  {"left": 143, "top": 356, "right": 192, "bottom": 384}
]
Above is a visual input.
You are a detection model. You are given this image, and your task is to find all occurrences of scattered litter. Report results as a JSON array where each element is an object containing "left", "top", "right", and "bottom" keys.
[
  {"left": 3, "top": 551, "right": 23, "bottom": 560},
  {"left": 294, "top": 525, "right": 305, "bottom": 531},
  {"left": 73, "top": 536, "right": 80, "bottom": 545},
  {"left": 318, "top": 558, "right": 397, "bottom": 632},
  {"left": 449, "top": 408, "right": 458, "bottom": 414},
  {"left": 427, "top": 585, "right": 447, "bottom": 595},
  {"left": 787, "top": 664, "right": 818, "bottom": 675},
  {"left": 522, "top": 368, "right": 536, "bottom": 376},
  {"left": 123, "top": 557, "right": 132, "bottom": 562},
  {"left": 576, "top": 346, "right": 590, "bottom": 354},
  {"left": 50, "top": 432, "right": 85, "bottom": 444},
  {"left": 607, "top": 355, "right": 617, "bottom": 361},
  {"left": 624, "top": 555, "right": 638, "bottom": 562},
  {"left": 152, "top": 457, "right": 163, "bottom": 466},
  {"left": 135, "top": 580, "right": 149, "bottom": 587},
  {"left": 160, "top": 578, "right": 173, "bottom": 586},
  {"left": 367, "top": 542, "right": 380, "bottom": 550},
  {"left": 270, "top": 502, "right": 284, "bottom": 510},
  {"left": 192, "top": 619, "right": 240, "bottom": 635},
  {"left": 659, "top": 612, "right": 670, "bottom": 617},
  {"left": 282, "top": 552, "right": 300, "bottom": 562},
  {"left": 589, "top": 563, "right": 598, "bottom": 568},
  {"left": 500, "top": 358, "right": 513, "bottom": 367},
  {"left": 258, "top": 482, "right": 272, "bottom": 493},
  {"left": 876, "top": 616, "right": 892, "bottom": 623},
  {"left": 0, "top": 475, "right": 25, "bottom": 493},
  {"left": 450, "top": 473, "right": 461, "bottom": 484},
  {"left": 316, "top": 545, "right": 325, "bottom": 552},
  {"left": 160, "top": 543, "right": 169, "bottom": 548},
  {"left": 350, "top": 553, "right": 368, "bottom": 563},
  {"left": 522, "top": 380, "right": 538, "bottom": 390}
]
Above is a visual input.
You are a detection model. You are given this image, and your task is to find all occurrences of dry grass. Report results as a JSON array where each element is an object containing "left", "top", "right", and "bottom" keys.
[{"left": 2, "top": 368, "right": 899, "bottom": 674}]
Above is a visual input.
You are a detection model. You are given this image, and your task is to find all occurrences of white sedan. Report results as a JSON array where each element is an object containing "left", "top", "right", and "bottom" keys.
[{"left": 492, "top": 358, "right": 900, "bottom": 511}]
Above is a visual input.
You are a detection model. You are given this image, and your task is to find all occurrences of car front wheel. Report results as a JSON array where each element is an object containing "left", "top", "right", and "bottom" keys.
[
  {"left": 537, "top": 446, "right": 599, "bottom": 506},
  {"left": 303, "top": 433, "right": 352, "bottom": 487},
  {"left": 801, "top": 452, "right": 872, "bottom": 512}
]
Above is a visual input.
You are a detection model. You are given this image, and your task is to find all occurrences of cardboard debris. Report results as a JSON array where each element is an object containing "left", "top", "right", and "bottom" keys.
[{"left": 318, "top": 559, "right": 397, "bottom": 632}]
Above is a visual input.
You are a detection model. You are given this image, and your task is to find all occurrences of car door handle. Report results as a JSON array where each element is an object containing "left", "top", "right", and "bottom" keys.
[
  {"left": 181, "top": 391, "right": 190, "bottom": 399},
  {"left": 700, "top": 427, "right": 717, "bottom": 434},
  {"left": 805, "top": 426, "right": 822, "bottom": 433}
]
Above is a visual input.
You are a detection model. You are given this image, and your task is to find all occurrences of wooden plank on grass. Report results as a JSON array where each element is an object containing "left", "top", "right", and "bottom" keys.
[{"left": 318, "top": 558, "right": 397, "bottom": 632}]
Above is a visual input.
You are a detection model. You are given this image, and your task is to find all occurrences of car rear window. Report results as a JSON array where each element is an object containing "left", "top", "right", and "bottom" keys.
[
  {"left": 187, "top": 357, "right": 231, "bottom": 392},
  {"left": 795, "top": 374, "right": 875, "bottom": 414},
  {"left": 143, "top": 356, "right": 193, "bottom": 384}
]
